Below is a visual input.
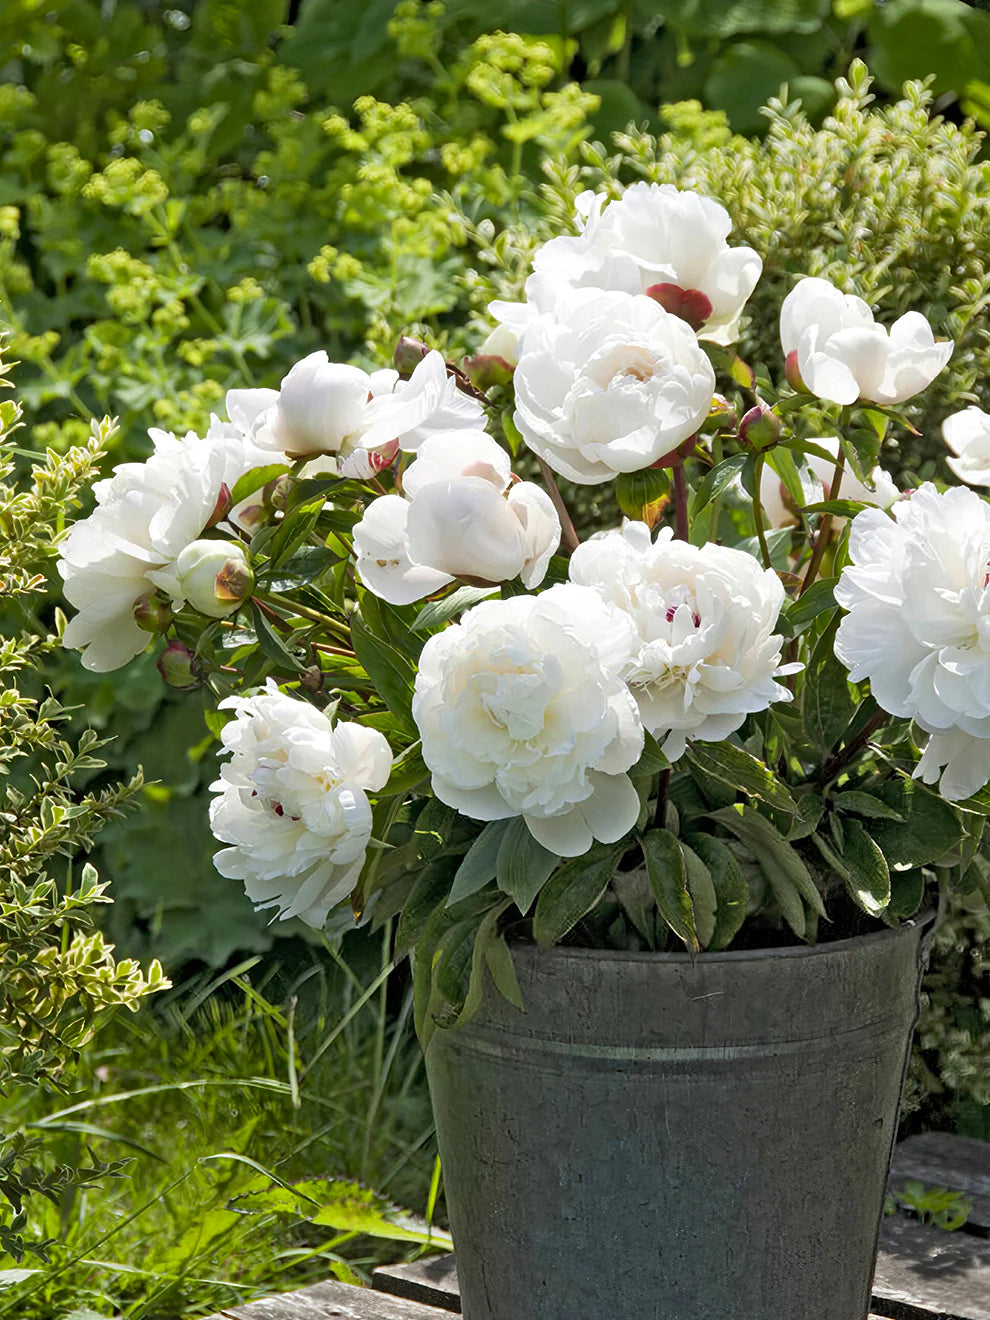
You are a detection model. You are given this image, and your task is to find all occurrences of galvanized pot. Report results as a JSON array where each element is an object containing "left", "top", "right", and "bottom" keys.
[{"left": 424, "top": 918, "right": 933, "bottom": 1320}]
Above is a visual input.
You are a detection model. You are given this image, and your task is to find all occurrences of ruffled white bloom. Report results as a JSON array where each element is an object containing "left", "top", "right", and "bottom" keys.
[
  {"left": 513, "top": 289, "right": 715, "bottom": 485},
  {"left": 570, "top": 522, "right": 795, "bottom": 761},
  {"left": 412, "top": 584, "right": 644, "bottom": 857},
  {"left": 58, "top": 419, "right": 270, "bottom": 672},
  {"left": 780, "top": 277, "right": 952, "bottom": 406},
  {"left": 943, "top": 407, "right": 990, "bottom": 487},
  {"left": 250, "top": 349, "right": 484, "bottom": 460},
  {"left": 209, "top": 681, "right": 393, "bottom": 927},
  {"left": 353, "top": 430, "right": 560, "bottom": 604},
  {"left": 758, "top": 437, "right": 899, "bottom": 528},
  {"left": 915, "top": 728, "right": 990, "bottom": 802},
  {"left": 835, "top": 483, "right": 990, "bottom": 800},
  {"left": 491, "top": 183, "right": 761, "bottom": 348}
]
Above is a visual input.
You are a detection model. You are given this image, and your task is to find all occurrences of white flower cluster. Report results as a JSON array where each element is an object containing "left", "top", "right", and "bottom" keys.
[
  {"left": 835, "top": 484, "right": 990, "bottom": 800},
  {"left": 209, "top": 682, "right": 392, "bottom": 927},
  {"left": 58, "top": 417, "right": 271, "bottom": 671}
]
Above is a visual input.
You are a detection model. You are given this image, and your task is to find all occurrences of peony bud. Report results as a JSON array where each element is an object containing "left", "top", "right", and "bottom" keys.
[
  {"left": 784, "top": 349, "right": 808, "bottom": 393},
  {"left": 462, "top": 353, "right": 515, "bottom": 392},
  {"left": 132, "top": 592, "right": 174, "bottom": 634},
  {"left": 235, "top": 502, "right": 269, "bottom": 533},
  {"left": 206, "top": 482, "right": 232, "bottom": 528},
  {"left": 174, "top": 540, "right": 254, "bottom": 618},
  {"left": 646, "top": 283, "right": 713, "bottom": 333},
  {"left": 739, "top": 403, "right": 781, "bottom": 452},
  {"left": 264, "top": 474, "right": 294, "bottom": 512},
  {"left": 705, "top": 393, "right": 739, "bottom": 432},
  {"left": 393, "top": 335, "right": 430, "bottom": 377},
  {"left": 157, "top": 639, "right": 200, "bottom": 690}
]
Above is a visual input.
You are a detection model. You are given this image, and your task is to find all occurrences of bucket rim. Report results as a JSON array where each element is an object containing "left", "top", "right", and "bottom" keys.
[{"left": 508, "top": 910, "right": 935, "bottom": 967}]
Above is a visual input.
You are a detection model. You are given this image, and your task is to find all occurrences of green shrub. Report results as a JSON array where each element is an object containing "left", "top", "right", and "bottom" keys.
[{"left": 0, "top": 360, "right": 167, "bottom": 1262}]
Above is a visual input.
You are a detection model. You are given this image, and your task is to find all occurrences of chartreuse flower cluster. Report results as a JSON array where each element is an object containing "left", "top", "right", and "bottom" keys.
[{"left": 58, "top": 181, "right": 990, "bottom": 1034}]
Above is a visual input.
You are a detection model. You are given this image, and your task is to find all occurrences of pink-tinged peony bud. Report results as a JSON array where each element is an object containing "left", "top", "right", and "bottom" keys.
[
  {"left": 785, "top": 349, "right": 808, "bottom": 393},
  {"left": 462, "top": 354, "right": 515, "bottom": 392},
  {"left": 393, "top": 335, "right": 430, "bottom": 377},
  {"left": 264, "top": 474, "right": 294, "bottom": 512},
  {"left": 157, "top": 639, "right": 200, "bottom": 690},
  {"left": 206, "top": 482, "right": 232, "bottom": 528},
  {"left": 739, "top": 402, "right": 781, "bottom": 452},
  {"left": 174, "top": 540, "right": 254, "bottom": 618},
  {"left": 235, "top": 502, "right": 269, "bottom": 533},
  {"left": 132, "top": 592, "right": 174, "bottom": 634},
  {"left": 646, "top": 283, "right": 713, "bottom": 333}
]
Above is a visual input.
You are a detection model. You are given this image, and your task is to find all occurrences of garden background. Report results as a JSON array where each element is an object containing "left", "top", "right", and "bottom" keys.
[{"left": 0, "top": 0, "right": 988, "bottom": 1315}]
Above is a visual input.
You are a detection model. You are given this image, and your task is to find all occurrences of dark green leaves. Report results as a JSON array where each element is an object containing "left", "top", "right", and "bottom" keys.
[
  {"left": 868, "top": 779, "right": 963, "bottom": 870},
  {"left": 710, "top": 806, "right": 825, "bottom": 939},
  {"left": 533, "top": 843, "right": 624, "bottom": 947},
  {"left": 350, "top": 609, "right": 417, "bottom": 739},
  {"left": 641, "top": 829, "right": 696, "bottom": 951},
  {"left": 690, "top": 453, "right": 747, "bottom": 517},
  {"left": 686, "top": 741, "right": 798, "bottom": 815},
  {"left": 495, "top": 818, "right": 559, "bottom": 913}
]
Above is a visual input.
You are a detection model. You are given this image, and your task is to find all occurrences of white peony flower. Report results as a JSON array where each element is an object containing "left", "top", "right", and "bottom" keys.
[
  {"left": 834, "top": 483, "right": 990, "bottom": 800},
  {"left": 512, "top": 289, "right": 716, "bottom": 485},
  {"left": 251, "top": 349, "right": 484, "bottom": 461},
  {"left": 569, "top": 522, "right": 796, "bottom": 761},
  {"left": 164, "top": 539, "right": 254, "bottom": 618},
  {"left": 209, "top": 681, "right": 393, "bottom": 927},
  {"left": 779, "top": 277, "right": 952, "bottom": 407},
  {"left": 353, "top": 430, "right": 560, "bottom": 604},
  {"left": 943, "top": 406, "right": 990, "bottom": 487},
  {"left": 915, "top": 728, "right": 990, "bottom": 802},
  {"left": 360, "top": 350, "right": 486, "bottom": 452},
  {"left": 58, "top": 419, "right": 270, "bottom": 672},
  {"left": 411, "top": 584, "right": 644, "bottom": 857},
  {"left": 491, "top": 183, "right": 761, "bottom": 347},
  {"left": 758, "top": 437, "right": 899, "bottom": 528}
]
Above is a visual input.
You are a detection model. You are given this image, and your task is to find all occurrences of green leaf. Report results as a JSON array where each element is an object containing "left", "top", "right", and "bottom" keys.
[
  {"left": 888, "top": 868, "right": 926, "bottom": 918},
  {"left": 686, "top": 741, "right": 798, "bottom": 815},
  {"left": 413, "top": 585, "right": 498, "bottom": 631},
  {"left": 483, "top": 930, "right": 524, "bottom": 1011},
  {"left": 711, "top": 806, "right": 825, "bottom": 937},
  {"left": 782, "top": 577, "right": 837, "bottom": 633},
  {"left": 682, "top": 843, "right": 717, "bottom": 949},
  {"left": 533, "top": 842, "right": 624, "bottom": 947},
  {"left": 350, "top": 610, "right": 417, "bottom": 738},
  {"left": 496, "top": 817, "right": 559, "bottom": 914},
  {"left": 229, "top": 462, "right": 290, "bottom": 506},
  {"left": 448, "top": 820, "right": 511, "bottom": 905},
  {"left": 684, "top": 833, "right": 749, "bottom": 950},
  {"left": 250, "top": 601, "right": 305, "bottom": 672},
  {"left": 266, "top": 499, "right": 325, "bottom": 570},
  {"left": 869, "top": 778, "right": 963, "bottom": 869},
  {"left": 396, "top": 855, "right": 459, "bottom": 956},
  {"left": 641, "top": 828, "right": 697, "bottom": 951},
  {"left": 414, "top": 798, "right": 458, "bottom": 862},
  {"left": 832, "top": 791, "right": 904, "bottom": 821},
  {"left": 690, "top": 453, "right": 747, "bottom": 516},
  {"left": 630, "top": 730, "right": 672, "bottom": 778},
  {"left": 383, "top": 742, "right": 428, "bottom": 796},
  {"left": 840, "top": 818, "right": 891, "bottom": 915},
  {"left": 800, "top": 499, "right": 870, "bottom": 519}
]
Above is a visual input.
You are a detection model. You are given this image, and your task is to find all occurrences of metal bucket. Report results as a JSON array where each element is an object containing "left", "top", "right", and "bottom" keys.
[{"left": 424, "top": 918, "right": 932, "bottom": 1320}]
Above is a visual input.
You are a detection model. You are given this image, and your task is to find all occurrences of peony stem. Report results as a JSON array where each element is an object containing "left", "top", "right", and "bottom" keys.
[
  {"left": 654, "top": 767, "right": 671, "bottom": 829},
  {"left": 672, "top": 461, "right": 690, "bottom": 541},
  {"left": 818, "top": 707, "right": 888, "bottom": 784},
  {"left": 536, "top": 458, "right": 580, "bottom": 554},
  {"left": 752, "top": 453, "right": 772, "bottom": 569},
  {"left": 798, "top": 446, "right": 846, "bottom": 596}
]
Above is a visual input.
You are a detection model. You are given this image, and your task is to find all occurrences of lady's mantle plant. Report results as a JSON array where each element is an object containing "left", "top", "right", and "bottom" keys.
[{"left": 58, "top": 181, "right": 990, "bottom": 1040}]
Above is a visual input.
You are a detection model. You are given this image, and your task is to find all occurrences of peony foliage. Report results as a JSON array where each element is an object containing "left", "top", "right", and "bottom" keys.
[{"left": 57, "top": 175, "right": 990, "bottom": 1042}]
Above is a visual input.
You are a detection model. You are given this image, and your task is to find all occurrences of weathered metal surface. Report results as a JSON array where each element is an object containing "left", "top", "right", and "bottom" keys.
[
  {"left": 209, "top": 1278, "right": 452, "bottom": 1318},
  {"left": 425, "top": 921, "right": 931, "bottom": 1320},
  {"left": 373, "top": 1254, "right": 460, "bottom": 1312},
  {"left": 889, "top": 1133, "right": 990, "bottom": 1232},
  {"left": 873, "top": 1214, "right": 990, "bottom": 1320}
]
